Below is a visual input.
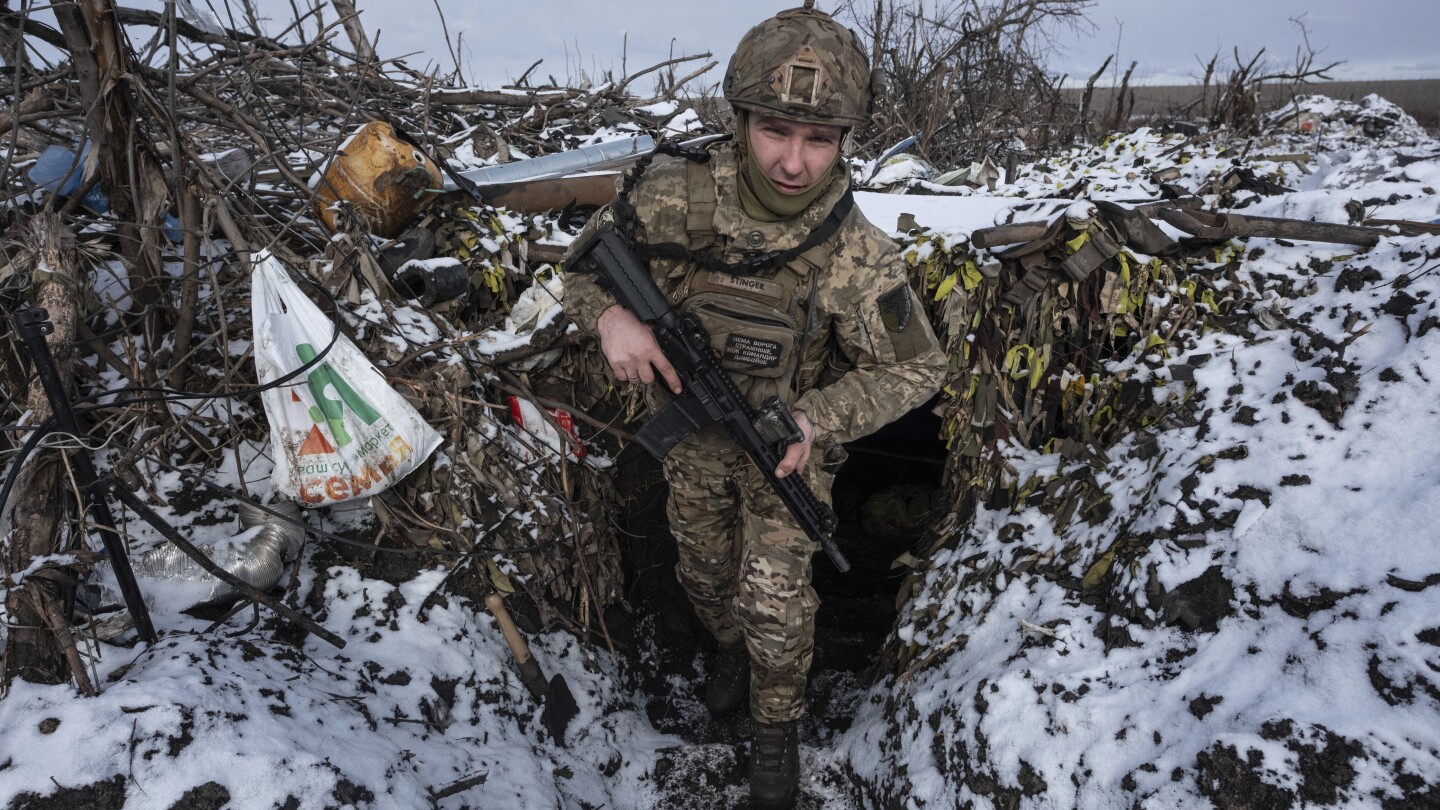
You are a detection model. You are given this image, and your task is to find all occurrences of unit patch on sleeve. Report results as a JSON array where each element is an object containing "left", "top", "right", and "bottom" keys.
[
  {"left": 722, "top": 333, "right": 784, "bottom": 370},
  {"left": 878, "top": 283, "right": 913, "bottom": 332}
]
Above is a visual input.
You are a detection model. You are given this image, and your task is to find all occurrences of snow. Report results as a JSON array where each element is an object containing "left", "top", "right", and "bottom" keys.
[
  {"left": 0, "top": 566, "right": 668, "bottom": 808},
  {"left": 855, "top": 192, "right": 1040, "bottom": 241},
  {"left": 3, "top": 94, "right": 1440, "bottom": 808},
  {"left": 843, "top": 96, "right": 1440, "bottom": 808}
]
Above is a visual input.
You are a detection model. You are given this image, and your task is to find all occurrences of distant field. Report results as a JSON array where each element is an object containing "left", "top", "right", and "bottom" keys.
[{"left": 1062, "top": 79, "right": 1440, "bottom": 129}]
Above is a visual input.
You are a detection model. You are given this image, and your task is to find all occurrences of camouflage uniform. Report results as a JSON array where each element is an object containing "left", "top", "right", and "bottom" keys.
[{"left": 564, "top": 141, "right": 947, "bottom": 723}]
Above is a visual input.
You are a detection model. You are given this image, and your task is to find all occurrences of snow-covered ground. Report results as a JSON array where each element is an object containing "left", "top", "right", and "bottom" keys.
[
  {"left": 2, "top": 95, "right": 1438, "bottom": 808},
  {"left": 846, "top": 96, "right": 1440, "bottom": 809}
]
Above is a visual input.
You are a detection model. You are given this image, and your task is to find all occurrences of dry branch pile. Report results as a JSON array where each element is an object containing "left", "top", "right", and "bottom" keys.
[
  {"left": 0, "top": 0, "right": 720, "bottom": 687},
  {"left": 837, "top": 0, "right": 1092, "bottom": 167}
]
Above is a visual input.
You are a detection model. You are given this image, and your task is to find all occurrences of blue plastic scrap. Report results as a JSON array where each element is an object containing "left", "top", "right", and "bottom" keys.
[{"left": 29, "top": 143, "right": 184, "bottom": 242}]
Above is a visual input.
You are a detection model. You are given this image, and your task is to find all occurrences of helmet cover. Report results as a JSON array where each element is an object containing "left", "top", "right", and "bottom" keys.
[{"left": 723, "top": 5, "right": 873, "bottom": 127}]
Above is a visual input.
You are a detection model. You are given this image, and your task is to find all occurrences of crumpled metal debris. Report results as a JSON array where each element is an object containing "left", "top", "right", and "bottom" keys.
[{"left": 135, "top": 501, "right": 304, "bottom": 604}]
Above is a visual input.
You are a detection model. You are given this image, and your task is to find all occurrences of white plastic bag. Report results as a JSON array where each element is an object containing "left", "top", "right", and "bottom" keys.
[{"left": 251, "top": 254, "right": 442, "bottom": 506}]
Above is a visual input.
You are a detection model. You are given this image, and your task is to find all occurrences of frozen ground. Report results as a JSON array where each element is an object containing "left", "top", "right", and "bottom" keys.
[{"left": 2, "top": 95, "right": 1439, "bottom": 808}]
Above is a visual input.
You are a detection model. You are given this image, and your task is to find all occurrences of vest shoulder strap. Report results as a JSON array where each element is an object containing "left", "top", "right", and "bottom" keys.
[
  {"left": 685, "top": 158, "right": 718, "bottom": 247},
  {"left": 623, "top": 138, "right": 855, "bottom": 279}
]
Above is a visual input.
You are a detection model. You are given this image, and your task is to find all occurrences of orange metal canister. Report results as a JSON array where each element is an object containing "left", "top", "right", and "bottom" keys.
[{"left": 312, "top": 121, "right": 443, "bottom": 238}]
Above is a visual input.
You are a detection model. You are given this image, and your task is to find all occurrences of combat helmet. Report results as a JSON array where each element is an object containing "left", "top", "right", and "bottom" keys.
[{"left": 723, "top": 1, "right": 876, "bottom": 127}]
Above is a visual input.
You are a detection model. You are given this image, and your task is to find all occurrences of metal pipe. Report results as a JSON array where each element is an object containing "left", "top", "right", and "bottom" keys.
[
  {"left": 135, "top": 500, "right": 305, "bottom": 603},
  {"left": 11, "top": 305, "right": 157, "bottom": 642},
  {"left": 446, "top": 135, "right": 655, "bottom": 190},
  {"left": 444, "top": 133, "right": 728, "bottom": 192}
]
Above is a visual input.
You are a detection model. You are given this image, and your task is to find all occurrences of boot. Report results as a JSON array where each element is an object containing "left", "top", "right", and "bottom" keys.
[
  {"left": 749, "top": 719, "right": 800, "bottom": 809},
  {"left": 704, "top": 643, "right": 749, "bottom": 716}
]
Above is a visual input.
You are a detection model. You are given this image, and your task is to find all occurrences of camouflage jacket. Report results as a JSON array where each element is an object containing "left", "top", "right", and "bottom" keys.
[{"left": 563, "top": 141, "right": 947, "bottom": 453}]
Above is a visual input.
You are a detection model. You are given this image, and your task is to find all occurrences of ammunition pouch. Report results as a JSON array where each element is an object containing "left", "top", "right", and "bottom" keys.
[{"left": 682, "top": 292, "right": 803, "bottom": 406}]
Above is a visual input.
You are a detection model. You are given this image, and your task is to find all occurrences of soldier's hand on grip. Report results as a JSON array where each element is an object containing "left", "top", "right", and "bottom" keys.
[
  {"left": 774, "top": 410, "right": 814, "bottom": 479},
  {"left": 597, "top": 304, "right": 683, "bottom": 394}
]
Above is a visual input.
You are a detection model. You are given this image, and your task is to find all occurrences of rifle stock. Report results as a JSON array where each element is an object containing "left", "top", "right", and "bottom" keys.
[{"left": 573, "top": 224, "right": 850, "bottom": 573}]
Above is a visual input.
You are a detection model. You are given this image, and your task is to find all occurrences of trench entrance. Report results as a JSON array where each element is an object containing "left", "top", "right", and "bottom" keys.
[{"left": 611, "top": 398, "right": 946, "bottom": 807}]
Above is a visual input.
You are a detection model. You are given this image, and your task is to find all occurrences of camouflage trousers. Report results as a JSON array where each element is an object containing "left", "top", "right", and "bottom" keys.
[{"left": 663, "top": 428, "right": 833, "bottom": 724}]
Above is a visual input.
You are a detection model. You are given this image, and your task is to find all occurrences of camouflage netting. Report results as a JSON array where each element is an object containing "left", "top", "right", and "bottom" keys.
[
  {"left": 893, "top": 196, "right": 1251, "bottom": 663},
  {"left": 841, "top": 96, "right": 1440, "bottom": 808},
  {"left": 867, "top": 98, "right": 1436, "bottom": 668}
]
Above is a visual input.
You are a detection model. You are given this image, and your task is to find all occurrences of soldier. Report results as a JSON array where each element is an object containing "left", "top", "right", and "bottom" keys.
[{"left": 564, "top": 3, "right": 947, "bottom": 806}]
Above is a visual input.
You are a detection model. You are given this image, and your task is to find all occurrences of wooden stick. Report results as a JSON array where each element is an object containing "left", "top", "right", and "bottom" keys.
[
  {"left": 614, "top": 52, "right": 713, "bottom": 97},
  {"left": 1365, "top": 218, "right": 1440, "bottom": 236},
  {"left": 169, "top": 185, "right": 202, "bottom": 390},
  {"left": 1158, "top": 208, "right": 1391, "bottom": 247},
  {"left": 428, "top": 87, "right": 583, "bottom": 107},
  {"left": 484, "top": 592, "right": 548, "bottom": 700},
  {"left": 0, "top": 87, "right": 55, "bottom": 136},
  {"left": 329, "top": 0, "right": 377, "bottom": 64},
  {"left": 35, "top": 591, "right": 96, "bottom": 697}
]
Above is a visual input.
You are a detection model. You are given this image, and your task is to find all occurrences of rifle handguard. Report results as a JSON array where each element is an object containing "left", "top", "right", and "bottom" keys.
[{"left": 572, "top": 223, "right": 850, "bottom": 573}]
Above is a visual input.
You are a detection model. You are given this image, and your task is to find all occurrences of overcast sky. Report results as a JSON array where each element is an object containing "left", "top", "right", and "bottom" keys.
[
  {"left": 44, "top": 1, "right": 1440, "bottom": 89},
  {"left": 322, "top": 0, "right": 1438, "bottom": 89}
]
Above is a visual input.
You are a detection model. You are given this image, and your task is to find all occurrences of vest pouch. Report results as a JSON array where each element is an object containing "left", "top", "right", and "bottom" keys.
[{"left": 683, "top": 291, "right": 800, "bottom": 383}]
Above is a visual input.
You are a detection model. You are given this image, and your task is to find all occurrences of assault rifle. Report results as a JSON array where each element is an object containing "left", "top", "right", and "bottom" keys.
[{"left": 572, "top": 223, "right": 850, "bottom": 573}]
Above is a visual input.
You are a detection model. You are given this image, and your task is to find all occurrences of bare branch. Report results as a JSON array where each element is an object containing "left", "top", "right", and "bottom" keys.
[{"left": 614, "top": 51, "right": 713, "bottom": 98}]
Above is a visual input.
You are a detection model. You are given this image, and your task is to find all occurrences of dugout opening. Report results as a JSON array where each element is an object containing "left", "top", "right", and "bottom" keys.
[{"left": 610, "top": 396, "right": 947, "bottom": 733}]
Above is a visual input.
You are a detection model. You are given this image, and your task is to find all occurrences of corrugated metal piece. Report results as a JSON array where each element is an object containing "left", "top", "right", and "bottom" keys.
[{"left": 136, "top": 501, "right": 305, "bottom": 603}]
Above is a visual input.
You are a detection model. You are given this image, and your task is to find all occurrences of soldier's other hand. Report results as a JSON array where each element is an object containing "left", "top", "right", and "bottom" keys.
[
  {"left": 775, "top": 410, "right": 814, "bottom": 478},
  {"left": 596, "top": 305, "right": 683, "bottom": 394}
]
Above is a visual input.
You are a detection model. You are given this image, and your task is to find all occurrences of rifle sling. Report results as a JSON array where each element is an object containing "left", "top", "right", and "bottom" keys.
[
  {"left": 635, "top": 189, "right": 854, "bottom": 278},
  {"left": 612, "top": 136, "right": 856, "bottom": 279}
]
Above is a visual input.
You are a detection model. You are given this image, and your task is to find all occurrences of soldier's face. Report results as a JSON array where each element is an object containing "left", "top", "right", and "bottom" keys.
[{"left": 746, "top": 114, "right": 843, "bottom": 194}]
